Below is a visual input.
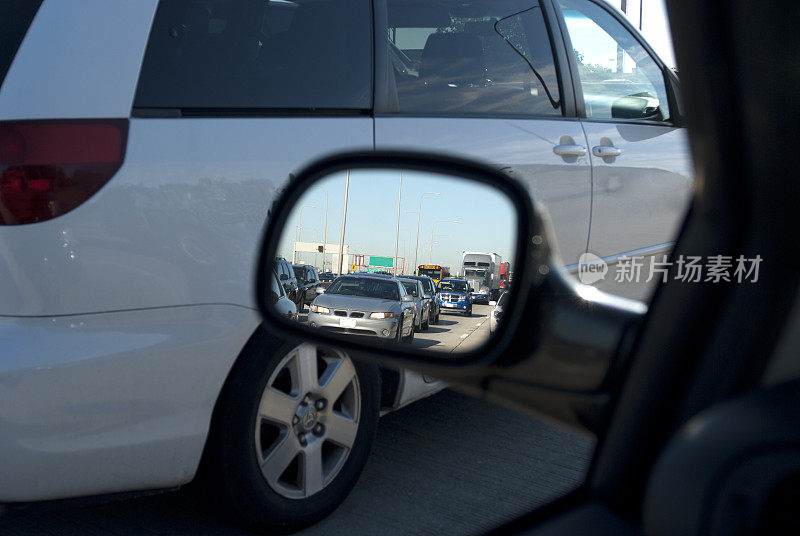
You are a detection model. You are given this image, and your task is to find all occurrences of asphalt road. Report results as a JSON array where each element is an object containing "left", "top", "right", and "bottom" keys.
[
  {"left": 1, "top": 390, "right": 593, "bottom": 535},
  {"left": 412, "top": 304, "right": 493, "bottom": 354}
]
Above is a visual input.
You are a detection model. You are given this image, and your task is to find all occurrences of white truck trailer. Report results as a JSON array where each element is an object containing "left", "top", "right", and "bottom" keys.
[{"left": 461, "top": 251, "right": 502, "bottom": 302}]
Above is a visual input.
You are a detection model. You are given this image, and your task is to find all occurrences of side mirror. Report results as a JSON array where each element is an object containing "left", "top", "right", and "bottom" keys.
[
  {"left": 279, "top": 273, "right": 288, "bottom": 281},
  {"left": 489, "top": 300, "right": 497, "bottom": 306},
  {"left": 611, "top": 94, "right": 666, "bottom": 122},
  {"left": 401, "top": 295, "right": 414, "bottom": 302},
  {"left": 255, "top": 152, "right": 646, "bottom": 433},
  {"left": 315, "top": 287, "right": 325, "bottom": 295}
]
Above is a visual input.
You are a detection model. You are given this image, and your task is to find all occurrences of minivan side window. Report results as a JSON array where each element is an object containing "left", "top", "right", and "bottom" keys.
[
  {"left": 386, "top": 0, "right": 561, "bottom": 116},
  {"left": 559, "top": 0, "right": 670, "bottom": 122},
  {"left": 135, "top": 0, "right": 372, "bottom": 111},
  {"left": 0, "top": 1, "right": 43, "bottom": 88}
]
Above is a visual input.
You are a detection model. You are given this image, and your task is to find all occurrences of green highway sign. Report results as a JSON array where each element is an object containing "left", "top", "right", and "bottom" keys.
[{"left": 369, "top": 256, "right": 394, "bottom": 268}]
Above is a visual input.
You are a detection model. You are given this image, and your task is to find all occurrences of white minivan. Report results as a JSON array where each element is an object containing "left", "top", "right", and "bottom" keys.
[{"left": 0, "top": 0, "right": 692, "bottom": 532}]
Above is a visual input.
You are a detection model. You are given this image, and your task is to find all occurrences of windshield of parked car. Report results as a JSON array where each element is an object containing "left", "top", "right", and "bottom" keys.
[
  {"left": 401, "top": 281, "right": 419, "bottom": 297},
  {"left": 439, "top": 280, "right": 468, "bottom": 292},
  {"left": 326, "top": 277, "right": 400, "bottom": 301}
]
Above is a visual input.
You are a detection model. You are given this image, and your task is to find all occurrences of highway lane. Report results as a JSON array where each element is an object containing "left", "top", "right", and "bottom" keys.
[
  {"left": 1, "top": 390, "right": 593, "bottom": 535},
  {"left": 299, "top": 303, "right": 496, "bottom": 355},
  {"left": 412, "top": 303, "right": 493, "bottom": 353}
]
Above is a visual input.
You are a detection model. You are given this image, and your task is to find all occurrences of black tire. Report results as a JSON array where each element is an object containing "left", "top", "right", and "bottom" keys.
[
  {"left": 435, "top": 310, "right": 440, "bottom": 324},
  {"left": 466, "top": 307, "right": 472, "bottom": 317},
  {"left": 203, "top": 329, "right": 380, "bottom": 534},
  {"left": 404, "top": 322, "right": 415, "bottom": 343},
  {"left": 422, "top": 310, "right": 430, "bottom": 331}
]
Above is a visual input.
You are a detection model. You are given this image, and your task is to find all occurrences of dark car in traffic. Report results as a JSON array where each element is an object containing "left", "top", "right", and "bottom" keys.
[
  {"left": 293, "top": 264, "right": 322, "bottom": 307},
  {"left": 274, "top": 257, "right": 301, "bottom": 310},
  {"left": 318, "top": 271, "right": 337, "bottom": 289}
]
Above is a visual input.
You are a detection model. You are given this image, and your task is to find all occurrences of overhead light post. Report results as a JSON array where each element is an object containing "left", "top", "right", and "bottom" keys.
[
  {"left": 403, "top": 211, "right": 416, "bottom": 275},
  {"left": 315, "top": 185, "right": 328, "bottom": 271},
  {"left": 413, "top": 192, "right": 439, "bottom": 275},
  {"left": 337, "top": 171, "right": 350, "bottom": 276},
  {"left": 297, "top": 204, "right": 315, "bottom": 263},
  {"left": 393, "top": 171, "right": 403, "bottom": 276},
  {"left": 429, "top": 220, "right": 458, "bottom": 264}
]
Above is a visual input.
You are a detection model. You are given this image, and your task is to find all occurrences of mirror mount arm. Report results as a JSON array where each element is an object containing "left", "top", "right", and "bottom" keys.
[
  {"left": 485, "top": 265, "right": 647, "bottom": 434},
  {"left": 493, "top": 263, "right": 647, "bottom": 394}
]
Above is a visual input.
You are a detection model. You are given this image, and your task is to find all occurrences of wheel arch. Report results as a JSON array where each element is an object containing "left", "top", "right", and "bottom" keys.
[{"left": 193, "top": 325, "right": 399, "bottom": 484}]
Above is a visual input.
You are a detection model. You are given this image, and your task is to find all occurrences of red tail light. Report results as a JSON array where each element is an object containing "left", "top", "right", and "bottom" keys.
[{"left": 0, "top": 119, "right": 128, "bottom": 225}]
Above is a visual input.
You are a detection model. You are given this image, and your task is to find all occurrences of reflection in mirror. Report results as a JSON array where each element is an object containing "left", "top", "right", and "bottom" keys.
[{"left": 269, "top": 168, "right": 517, "bottom": 356}]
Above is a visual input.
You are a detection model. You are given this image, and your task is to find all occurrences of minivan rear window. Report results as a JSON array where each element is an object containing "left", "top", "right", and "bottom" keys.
[
  {"left": 134, "top": 0, "right": 372, "bottom": 112},
  {"left": 0, "top": 1, "right": 43, "bottom": 89}
]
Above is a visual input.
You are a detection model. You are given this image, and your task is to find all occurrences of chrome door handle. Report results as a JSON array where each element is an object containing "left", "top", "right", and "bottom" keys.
[
  {"left": 592, "top": 146, "right": 622, "bottom": 157},
  {"left": 553, "top": 144, "right": 587, "bottom": 157}
]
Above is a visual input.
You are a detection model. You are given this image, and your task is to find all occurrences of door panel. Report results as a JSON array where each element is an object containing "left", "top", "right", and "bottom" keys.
[
  {"left": 583, "top": 122, "right": 693, "bottom": 256},
  {"left": 558, "top": 0, "right": 694, "bottom": 300}
]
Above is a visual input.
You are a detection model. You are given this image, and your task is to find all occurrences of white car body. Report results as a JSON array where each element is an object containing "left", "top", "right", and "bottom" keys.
[{"left": 0, "top": 0, "right": 692, "bottom": 504}]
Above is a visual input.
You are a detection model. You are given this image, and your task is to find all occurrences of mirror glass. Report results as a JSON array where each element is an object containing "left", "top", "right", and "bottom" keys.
[{"left": 266, "top": 168, "right": 518, "bottom": 357}]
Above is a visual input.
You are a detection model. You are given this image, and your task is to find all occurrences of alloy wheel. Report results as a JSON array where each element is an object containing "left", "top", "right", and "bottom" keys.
[{"left": 254, "top": 343, "right": 360, "bottom": 499}]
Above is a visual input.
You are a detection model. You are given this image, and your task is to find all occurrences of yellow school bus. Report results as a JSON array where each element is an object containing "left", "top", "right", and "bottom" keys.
[{"left": 417, "top": 265, "right": 449, "bottom": 284}]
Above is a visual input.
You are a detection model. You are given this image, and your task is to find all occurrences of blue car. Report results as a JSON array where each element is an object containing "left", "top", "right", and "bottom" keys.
[{"left": 437, "top": 278, "right": 473, "bottom": 317}]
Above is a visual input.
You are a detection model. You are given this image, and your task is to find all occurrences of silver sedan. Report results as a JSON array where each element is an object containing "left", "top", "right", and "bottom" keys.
[{"left": 308, "top": 275, "right": 415, "bottom": 343}]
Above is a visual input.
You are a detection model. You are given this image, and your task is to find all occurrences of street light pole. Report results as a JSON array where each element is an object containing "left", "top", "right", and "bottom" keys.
[
  {"left": 429, "top": 220, "right": 458, "bottom": 264},
  {"left": 413, "top": 192, "right": 439, "bottom": 276},
  {"left": 337, "top": 171, "right": 350, "bottom": 276},
  {"left": 403, "top": 211, "right": 416, "bottom": 275},
  {"left": 393, "top": 171, "right": 402, "bottom": 276},
  {"left": 639, "top": 0, "right": 643, "bottom": 30},
  {"left": 429, "top": 234, "right": 451, "bottom": 264},
  {"left": 316, "top": 185, "right": 328, "bottom": 271},
  {"left": 297, "top": 204, "right": 315, "bottom": 264}
]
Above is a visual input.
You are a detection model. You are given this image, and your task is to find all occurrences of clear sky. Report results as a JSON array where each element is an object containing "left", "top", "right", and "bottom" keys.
[
  {"left": 604, "top": 0, "right": 676, "bottom": 68},
  {"left": 277, "top": 169, "right": 517, "bottom": 274},
  {"left": 565, "top": 0, "right": 675, "bottom": 71}
]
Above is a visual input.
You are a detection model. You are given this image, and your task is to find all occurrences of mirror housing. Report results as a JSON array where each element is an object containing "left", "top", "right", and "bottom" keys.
[
  {"left": 401, "top": 295, "right": 414, "bottom": 302},
  {"left": 611, "top": 94, "right": 665, "bottom": 121},
  {"left": 315, "top": 287, "right": 326, "bottom": 295},
  {"left": 489, "top": 301, "right": 497, "bottom": 306},
  {"left": 279, "top": 273, "right": 288, "bottom": 281},
  {"left": 255, "top": 152, "right": 647, "bottom": 433}
]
